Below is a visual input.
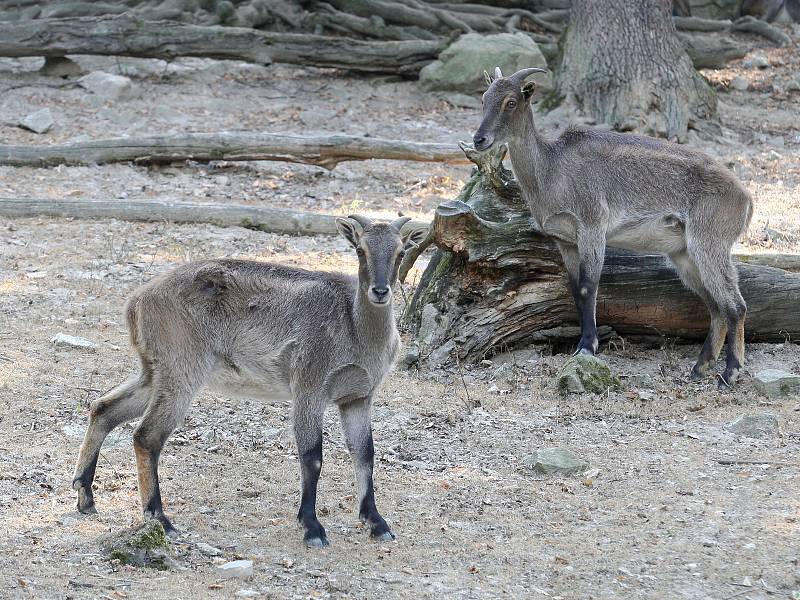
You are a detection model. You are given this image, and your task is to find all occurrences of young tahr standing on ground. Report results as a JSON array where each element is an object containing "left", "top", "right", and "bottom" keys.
[{"left": 72, "top": 215, "right": 425, "bottom": 547}]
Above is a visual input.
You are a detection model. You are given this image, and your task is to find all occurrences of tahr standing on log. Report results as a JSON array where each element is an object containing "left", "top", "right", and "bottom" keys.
[{"left": 472, "top": 67, "right": 753, "bottom": 389}]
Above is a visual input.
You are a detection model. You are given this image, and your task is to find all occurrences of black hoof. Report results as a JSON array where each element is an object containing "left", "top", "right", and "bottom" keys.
[
  {"left": 77, "top": 500, "right": 98, "bottom": 515},
  {"left": 689, "top": 367, "right": 706, "bottom": 382},
  {"left": 371, "top": 529, "right": 396, "bottom": 542},
  {"left": 362, "top": 513, "right": 394, "bottom": 541},
  {"left": 75, "top": 486, "right": 97, "bottom": 515},
  {"left": 573, "top": 347, "right": 594, "bottom": 357},
  {"left": 146, "top": 513, "right": 179, "bottom": 537},
  {"left": 304, "top": 535, "right": 330, "bottom": 548},
  {"left": 302, "top": 522, "right": 328, "bottom": 548}
]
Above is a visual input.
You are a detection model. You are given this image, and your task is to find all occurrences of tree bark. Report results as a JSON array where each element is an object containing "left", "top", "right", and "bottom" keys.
[
  {"left": 554, "top": 0, "right": 718, "bottom": 140},
  {"left": 405, "top": 146, "right": 800, "bottom": 366},
  {"left": 0, "top": 132, "right": 468, "bottom": 170},
  {"left": 0, "top": 14, "right": 447, "bottom": 76}
]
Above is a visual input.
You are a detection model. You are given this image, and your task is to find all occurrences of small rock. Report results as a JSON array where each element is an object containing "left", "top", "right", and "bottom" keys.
[
  {"left": 402, "top": 344, "right": 420, "bottom": 368},
  {"left": 523, "top": 447, "right": 589, "bottom": 475},
  {"left": 235, "top": 591, "right": 261, "bottom": 598},
  {"left": 427, "top": 339, "right": 455, "bottom": 367},
  {"left": 216, "top": 559, "right": 254, "bottom": 580},
  {"left": 767, "top": 136, "right": 785, "bottom": 148},
  {"left": 558, "top": 353, "right": 620, "bottom": 394},
  {"left": 78, "top": 71, "right": 133, "bottom": 102},
  {"left": 196, "top": 542, "right": 224, "bottom": 557},
  {"left": 787, "top": 78, "right": 800, "bottom": 92},
  {"left": 18, "top": 108, "right": 53, "bottom": 134},
  {"left": 753, "top": 369, "right": 800, "bottom": 398},
  {"left": 743, "top": 54, "right": 770, "bottom": 69},
  {"left": 584, "top": 467, "right": 601, "bottom": 479},
  {"left": 731, "top": 76, "right": 749, "bottom": 91},
  {"left": 39, "top": 56, "right": 83, "bottom": 77},
  {"left": 726, "top": 413, "right": 780, "bottom": 438},
  {"left": 51, "top": 332, "right": 97, "bottom": 350}
]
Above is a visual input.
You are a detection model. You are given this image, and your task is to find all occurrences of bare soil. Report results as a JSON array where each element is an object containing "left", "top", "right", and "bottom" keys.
[{"left": 1, "top": 29, "right": 799, "bottom": 600}]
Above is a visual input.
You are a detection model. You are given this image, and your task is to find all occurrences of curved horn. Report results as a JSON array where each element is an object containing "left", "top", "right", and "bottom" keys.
[
  {"left": 390, "top": 216, "right": 412, "bottom": 233},
  {"left": 483, "top": 69, "right": 492, "bottom": 85},
  {"left": 494, "top": 66, "right": 503, "bottom": 79},
  {"left": 509, "top": 67, "right": 548, "bottom": 84},
  {"left": 347, "top": 214, "right": 373, "bottom": 230}
]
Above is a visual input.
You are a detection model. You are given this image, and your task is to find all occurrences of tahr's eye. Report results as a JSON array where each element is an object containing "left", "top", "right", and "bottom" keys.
[
  {"left": 507, "top": 100, "right": 517, "bottom": 109},
  {"left": 398, "top": 250, "right": 406, "bottom": 259},
  {"left": 356, "top": 247, "right": 365, "bottom": 257}
]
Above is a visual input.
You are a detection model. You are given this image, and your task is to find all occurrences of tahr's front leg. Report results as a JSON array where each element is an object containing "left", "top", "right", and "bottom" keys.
[
  {"left": 558, "top": 239, "right": 604, "bottom": 355},
  {"left": 339, "top": 397, "right": 394, "bottom": 541},
  {"left": 294, "top": 402, "right": 328, "bottom": 547}
]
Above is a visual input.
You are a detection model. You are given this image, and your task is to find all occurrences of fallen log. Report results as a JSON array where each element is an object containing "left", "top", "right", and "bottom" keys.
[
  {"left": 0, "top": 197, "right": 430, "bottom": 237},
  {"left": 405, "top": 145, "right": 800, "bottom": 365},
  {"left": 0, "top": 13, "right": 448, "bottom": 76},
  {"left": 0, "top": 197, "right": 339, "bottom": 235},
  {"left": 0, "top": 132, "right": 468, "bottom": 170}
]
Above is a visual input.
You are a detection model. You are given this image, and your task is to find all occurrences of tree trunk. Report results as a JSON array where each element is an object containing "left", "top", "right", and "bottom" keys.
[
  {"left": 0, "top": 132, "right": 468, "bottom": 170},
  {"left": 554, "top": 0, "right": 717, "bottom": 140},
  {"left": 405, "top": 146, "right": 800, "bottom": 366},
  {"left": 0, "top": 14, "right": 447, "bottom": 76}
]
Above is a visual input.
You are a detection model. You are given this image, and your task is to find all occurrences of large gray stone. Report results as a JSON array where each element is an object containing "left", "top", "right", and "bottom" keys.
[
  {"left": 78, "top": 71, "right": 134, "bottom": 101},
  {"left": 18, "top": 108, "right": 53, "bottom": 134},
  {"left": 420, "top": 33, "right": 547, "bottom": 94},
  {"left": 753, "top": 369, "right": 800, "bottom": 398},
  {"left": 726, "top": 413, "right": 780, "bottom": 438},
  {"left": 558, "top": 353, "right": 620, "bottom": 394},
  {"left": 217, "top": 560, "right": 254, "bottom": 580},
  {"left": 523, "top": 447, "right": 589, "bottom": 475}
]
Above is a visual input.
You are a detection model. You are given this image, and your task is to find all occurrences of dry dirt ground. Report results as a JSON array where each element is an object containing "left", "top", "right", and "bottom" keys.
[{"left": 1, "top": 27, "right": 800, "bottom": 600}]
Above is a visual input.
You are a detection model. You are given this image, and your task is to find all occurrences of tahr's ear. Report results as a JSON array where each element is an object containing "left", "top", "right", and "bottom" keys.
[
  {"left": 522, "top": 81, "right": 536, "bottom": 102},
  {"left": 402, "top": 225, "right": 428, "bottom": 250},
  {"left": 335, "top": 217, "right": 361, "bottom": 248}
]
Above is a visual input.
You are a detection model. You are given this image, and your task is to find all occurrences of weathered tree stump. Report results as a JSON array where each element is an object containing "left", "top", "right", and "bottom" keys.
[{"left": 405, "top": 145, "right": 800, "bottom": 366}]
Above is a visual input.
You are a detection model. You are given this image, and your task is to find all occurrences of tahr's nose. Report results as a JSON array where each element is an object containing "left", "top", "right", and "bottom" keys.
[
  {"left": 473, "top": 134, "right": 487, "bottom": 147},
  {"left": 371, "top": 286, "right": 389, "bottom": 299}
]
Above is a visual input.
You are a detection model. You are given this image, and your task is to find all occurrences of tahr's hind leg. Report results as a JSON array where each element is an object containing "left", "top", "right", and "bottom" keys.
[
  {"left": 339, "top": 396, "right": 394, "bottom": 542},
  {"left": 132, "top": 374, "right": 200, "bottom": 535},
  {"left": 669, "top": 252, "right": 727, "bottom": 380},
  {"left": 692, "top": 248, "right": 747, "bottom": 389},
  {"left": 73, "top": 374, "right": 151, "bottom": 514}
]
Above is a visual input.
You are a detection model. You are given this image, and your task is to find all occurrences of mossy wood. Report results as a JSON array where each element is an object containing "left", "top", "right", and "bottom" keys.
[{"left": 406, "top": 145, "right": 800, "bottom": 365}]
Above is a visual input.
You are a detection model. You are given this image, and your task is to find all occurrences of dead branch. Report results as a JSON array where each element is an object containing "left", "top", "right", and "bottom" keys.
[{"left": 0, "top": 132, "right": 468, "bottom": 170}]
